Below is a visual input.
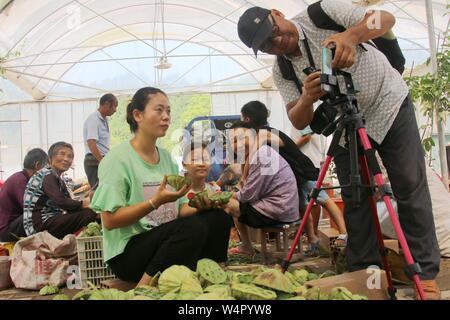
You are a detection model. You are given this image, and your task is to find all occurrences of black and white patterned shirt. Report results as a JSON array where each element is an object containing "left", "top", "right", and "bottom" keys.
[
  {"left": 273, "top": 0, "right": 409, "bottom": 145},
  {"left": 23, "top": 167, "right": 82, "bottom": 236}
]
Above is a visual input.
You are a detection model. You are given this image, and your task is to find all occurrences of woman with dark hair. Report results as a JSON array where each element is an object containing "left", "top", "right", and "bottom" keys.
[
  {"left": 0, "top": 148, "right": 48, "bottom": 241},
  {"left": 239, "top": 100, "right": 346, "bottom": 255},
  {"left": 23, "top": 142, "right": 98, "bottom": 239},
  {"left": 90, "top": 87, "right": 231, "bottom": 287},
  {"left": 223, "top": 121, "right": 300, "bottom": 256}
]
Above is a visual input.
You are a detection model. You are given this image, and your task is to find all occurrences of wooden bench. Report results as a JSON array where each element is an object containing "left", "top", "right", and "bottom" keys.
[{"left": 256, "top": 221, "right": 303, "bottom": 265}]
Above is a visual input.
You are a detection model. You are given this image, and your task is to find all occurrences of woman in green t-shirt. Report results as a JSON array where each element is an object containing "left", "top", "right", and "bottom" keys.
[{"left": 90, "top": 87, "right": 232, "bottom": 287}]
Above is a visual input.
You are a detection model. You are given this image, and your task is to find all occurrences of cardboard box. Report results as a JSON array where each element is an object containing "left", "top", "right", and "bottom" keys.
[
  {"left": 318, "top": 227, "right": 340, "bottom": 254},
  {"left": 305, "top": 269, "right": 389, "bottom": 300},
  {"left": 383, "top": 239, "right": 399, "bottom": 254}
]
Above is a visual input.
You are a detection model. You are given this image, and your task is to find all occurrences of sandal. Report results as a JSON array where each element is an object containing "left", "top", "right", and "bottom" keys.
[{"left": 334, "top": 234, "right": 348, "bottom": 247}]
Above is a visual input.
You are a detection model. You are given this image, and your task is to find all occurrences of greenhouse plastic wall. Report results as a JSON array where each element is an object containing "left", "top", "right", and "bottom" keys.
[{"left": 0, "top": 100, "right": 97, "bottom": 180}]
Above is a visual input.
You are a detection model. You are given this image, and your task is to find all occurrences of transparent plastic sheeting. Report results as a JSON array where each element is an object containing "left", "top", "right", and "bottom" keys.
[{"left": 0, "top": 0, "right": 448, "bottom": 101}]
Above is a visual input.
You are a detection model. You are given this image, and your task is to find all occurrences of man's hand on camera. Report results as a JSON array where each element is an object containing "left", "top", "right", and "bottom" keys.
[
  {"left": 303, "top": 71, "right": 326, "bottom": 103},
  {"left": 323, "top": 32, "right": 358, "bottom": 69}
]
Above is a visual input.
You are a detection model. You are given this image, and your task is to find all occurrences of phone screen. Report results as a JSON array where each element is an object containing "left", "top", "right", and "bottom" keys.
[{"left": 322, "top": 47, "right": 333, "bottom": 75}]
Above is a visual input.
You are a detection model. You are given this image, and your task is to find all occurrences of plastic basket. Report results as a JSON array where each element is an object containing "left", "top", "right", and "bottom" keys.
[{"left": 76, "top": 236, "right": 116, "bottom": 288}]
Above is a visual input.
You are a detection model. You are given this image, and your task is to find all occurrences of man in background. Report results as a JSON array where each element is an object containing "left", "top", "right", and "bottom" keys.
[{"left": 83, "top": 93, "right": 117, "bottom": 189}]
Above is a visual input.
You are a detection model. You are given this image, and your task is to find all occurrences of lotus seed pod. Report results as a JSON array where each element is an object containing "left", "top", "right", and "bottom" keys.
[
  {"left": 39, "top": 285, "right": 59, "bottom": 296},
  {"left": 285, "top": 271, "right": 302, "bottom": 287},
  {"left": 293, "top": 269, "right": 309, "bottom": 284},
  {"left": 196, "top": 258, "right": 227, "bottom": 285},
  {"left": 133, "top": 286, "right": 163, "bottom": 299},
  {"left": 159, "top": 265, "right": 203, "bottom": 294},
  {"left": 204, "top": 284, "right": 232, "bottom": 296},
  {"left": 209, "top": 191, "right": 233, "bottom": 204},
  {"left": 53, "top": 294, "right": 70, "bottom": 300},
  {"left": 231, "top": 283, "right": 277, "bottom": 300},
  {"left": 167, "top": 175, "right": 191, "bottom": 191},
  {"left": 252, "top": 269, "right": 295, "bottom": 293},
  {"left": 307, "top": 273, "right": 319, "bottom": 281}
]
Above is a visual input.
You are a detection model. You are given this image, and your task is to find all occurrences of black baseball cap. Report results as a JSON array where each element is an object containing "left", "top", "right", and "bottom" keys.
[{"left": 237, "top": 7, "right": 272, "bottom": 56}]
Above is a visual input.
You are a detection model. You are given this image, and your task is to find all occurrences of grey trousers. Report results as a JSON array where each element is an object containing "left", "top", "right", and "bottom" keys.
[
  {"left": 84, "top": 153, "right": 99, "bottom": 189},
  {"left": 333, "top": 95, "right": 440, "bottom": 280}
]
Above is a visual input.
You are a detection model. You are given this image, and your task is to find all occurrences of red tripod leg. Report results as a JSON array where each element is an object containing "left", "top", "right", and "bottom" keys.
[
  {"left": 281, "top": 155, "right": 333, "bottom": 273},
  {"left": 359, "top": 155, "right": 397, "bottom": 299},
  {"left": 357, "top": 128, "right": 427, "bottom": 300}
]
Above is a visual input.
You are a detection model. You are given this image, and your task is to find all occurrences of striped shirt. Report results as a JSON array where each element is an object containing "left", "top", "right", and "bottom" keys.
[{"left": 23, "top": 167, "right": 82, "bottom": 236}]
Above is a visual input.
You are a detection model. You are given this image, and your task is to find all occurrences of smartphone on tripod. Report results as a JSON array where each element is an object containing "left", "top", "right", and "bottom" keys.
[{"left": 321, "top": 46, "right": 334, "bottom": 93}]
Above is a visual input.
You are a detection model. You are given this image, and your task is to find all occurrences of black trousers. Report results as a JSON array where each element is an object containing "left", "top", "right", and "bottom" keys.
[
  {"left": 38, "top": 208, "right": 99, "bottom": 239},
  {"left": 333, "top": 95, "right": 440, "bottom": 280},
  {"left": 108, "top": 209, "right": 233, "bottom": 282},
  {"left": 238, "top": 202, "right": 293, "bottom": 228},
  {"left": 84, "top": 154, "right": 99, "bottom": 189},
  {"left": 0, "top": 215, "right": 26, "bottom": 242}
]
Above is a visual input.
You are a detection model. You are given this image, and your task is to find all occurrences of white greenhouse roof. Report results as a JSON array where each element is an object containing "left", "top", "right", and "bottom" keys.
[{"left": 0, "top": 0, "right": 448, "bottom": 102}]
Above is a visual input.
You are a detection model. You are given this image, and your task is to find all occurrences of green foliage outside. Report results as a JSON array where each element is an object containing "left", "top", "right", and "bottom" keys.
[
  {"left": 404, "top": 13, "right": 449, "bottom": 159},
  {"left": 109, "top": 93, "right": 212, "bottom": 157}
]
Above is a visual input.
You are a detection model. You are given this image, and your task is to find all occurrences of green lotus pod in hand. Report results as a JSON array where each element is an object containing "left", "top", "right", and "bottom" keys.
[
  {"left": 167, "top": 175, "right": 191, "bottom": 191},
  {"left": 187, "top": 190, "right": 208, "bottom": 208},
  {"left": 208, "top": 191, "right": 233, "bottom": 204}
]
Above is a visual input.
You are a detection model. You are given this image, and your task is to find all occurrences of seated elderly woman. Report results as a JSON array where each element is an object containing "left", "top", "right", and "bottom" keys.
[
  {"left": 222, "top": 121, "right": 300, "bottom": 256},
  {"left": 23, "top": 142, "right": 98, "bottom": 239},
  {"left": 0, "top": 148, "right": 48, "bottom": 242}
]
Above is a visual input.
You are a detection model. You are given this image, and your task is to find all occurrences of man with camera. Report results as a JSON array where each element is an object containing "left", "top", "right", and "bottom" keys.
[{"left": 237, "top": 0, "right": 440, "bottom": 299}]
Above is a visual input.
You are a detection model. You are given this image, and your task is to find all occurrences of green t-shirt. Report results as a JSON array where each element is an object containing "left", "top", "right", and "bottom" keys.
[{"left": 90, "top": 141, "right": 188, "bottom": 262}]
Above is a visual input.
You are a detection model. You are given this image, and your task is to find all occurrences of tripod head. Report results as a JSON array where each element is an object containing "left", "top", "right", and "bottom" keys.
[{"left": 310, "top": 47, "right": 360, "bottom": 136}]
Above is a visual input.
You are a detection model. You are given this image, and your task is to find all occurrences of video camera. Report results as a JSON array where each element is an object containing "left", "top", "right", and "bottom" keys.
[{"left": 309, "top": 46, "right": 359, "bottom": 136}]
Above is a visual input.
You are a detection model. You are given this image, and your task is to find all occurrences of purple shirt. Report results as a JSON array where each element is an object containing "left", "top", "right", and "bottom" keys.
[
  {"left": 236, "top": 145, "right": 299, "bottom": 223},
  {"left": 0, "top": 170, "right": 29, "bottom": 234}
]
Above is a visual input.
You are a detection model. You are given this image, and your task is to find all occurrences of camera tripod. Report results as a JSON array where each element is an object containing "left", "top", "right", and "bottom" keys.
[{"left": 280, "top": 72, "right": 427, "bottom": 300}]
